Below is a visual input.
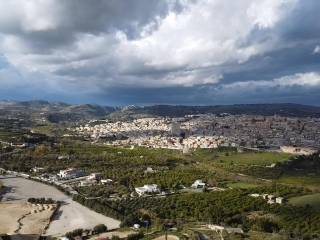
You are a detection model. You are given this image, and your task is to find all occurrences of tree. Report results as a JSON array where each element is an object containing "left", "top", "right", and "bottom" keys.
[
  {"left": 72, "top": 228, "right": 83, "bottom": 237},
  {"left": 93, "top": 224, "right": 107, "bottom": 234},
  {"left": 120, "top": 214, "right": 139, "bottom": 227},
  {"left": 111, "top": 236, "right": 120, "bottom": 240},
  {"left": 127, "top": 232, "right": 144, "bottom": 240},
  {"left": 253, "top": 218, "right": 279, "bottom": 233}
]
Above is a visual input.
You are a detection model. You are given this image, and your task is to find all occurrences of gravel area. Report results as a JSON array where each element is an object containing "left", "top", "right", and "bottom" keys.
[{"left": 0, "top": 176, "right": 120, "bottom": 236}]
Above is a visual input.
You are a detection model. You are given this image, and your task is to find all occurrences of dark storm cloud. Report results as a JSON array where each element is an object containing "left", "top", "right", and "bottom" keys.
[
  {"left": 277, "top": 0, "right": 320, "bottom": 41},
  {"left": 0, "top": 0, "right": 320, "bottom": 105},
  {"left": 0, "top": 0, "right": 177, "bottom": 51},
  {"left": 221, "top": 42, "right": 320, "bottom": 85}
]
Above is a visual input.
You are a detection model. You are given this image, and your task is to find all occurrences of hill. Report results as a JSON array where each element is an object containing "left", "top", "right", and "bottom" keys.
[
  {"left": 0, "top": 100, "right": 115, "bottom": 123},
  {"left": 1, "top": 101, "right": 320, "bottom": 123},
  {"left": 109, "top": 103, "right": 320, "bottom": 119}
]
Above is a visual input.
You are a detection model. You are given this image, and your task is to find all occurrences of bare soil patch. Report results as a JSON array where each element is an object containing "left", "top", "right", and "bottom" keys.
[{"left": 0, "top": 203, "right": 55, "bottom": 235}]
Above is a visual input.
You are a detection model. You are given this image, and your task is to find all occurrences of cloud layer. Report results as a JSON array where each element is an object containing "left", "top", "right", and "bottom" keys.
[{"left": 0, "top": 0, "right": 320, "bottom": 105}]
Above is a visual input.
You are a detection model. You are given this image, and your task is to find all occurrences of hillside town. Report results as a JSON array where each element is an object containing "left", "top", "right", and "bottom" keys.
[{"left": 74, "top": 114, "right": 320, "bottom": 152}]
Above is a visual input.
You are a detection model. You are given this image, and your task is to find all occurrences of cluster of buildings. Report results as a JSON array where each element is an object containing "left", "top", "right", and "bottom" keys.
[
  {"left": 109, "top": 135, "right": 230, "bottom": 150},
  {"left": 75, "top": 118, "right": 171, "bottom": 139},
  {"left": 280, "top": 146, "right": 317, "bottom": 155},
  {"left": 58, "top": 168, "right": 85, "bottom": 180},
  {"left": 73, "top": 117, "right": 235, "bottom": 150},
  {"left": 73, "top": 114, "right": 320, "bottom": 151},
  {"left": 34, "top": 168, "right": 113, "bottom": 192},
  {"left": 135, "top": 184, "right": 160, "bottom": 196},
  {"left": 187, "top": 114, "right": 320, "bottom": 149},
  {"left": 134, "top": 179, "right": 208, "bottom": 196},
  {"left": 80, "top": 173, "right": 113, "bottom": 187},
  {"left": 249, "top": 193, "right": 284, "bottom": 204}
]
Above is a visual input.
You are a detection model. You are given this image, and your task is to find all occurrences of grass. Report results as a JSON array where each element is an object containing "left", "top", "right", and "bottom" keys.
[
  {"left": 32, "top": 124, "right": 71, "bottom": 137},
  {"left": 278, "top": 174, "right": 320, "bottom": 190},
  {"left": 248, "top": 230, "right": 288, "bottom": 240},
  {"left": 227, "top": 182, "right": 260, "bottom": 189},
  {"left": 216, "top": 152, "right": 291, "bottom": 166},
  {"left": 289, "top": 193, "right": 320, "bottom": 211},
  {"left": 0, "top": 129, "right": 25, "bottom": 141},
  {"left": 192, "top": 149, "right": 291, "bottom": 167},
  {"left": 190, "top": 149, "right": 292, "bottom": 183}
]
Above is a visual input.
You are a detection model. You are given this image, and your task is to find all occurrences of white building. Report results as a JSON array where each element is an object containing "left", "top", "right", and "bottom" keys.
[
  {"left": 207, "top": 224, "right": 225, "bottom": 231},
  {"left": 32, "top": 167, "right": 44, "bottom": 173},
  {"left": 101, "top": 179, "right": 113, "bottom": 184},
  {"left": 276, "top": 197, "right": 284, "bottom": 204},
  {"left": 80, "top": 179, "right": 95, "bottom": 187},
  {"left": 191, "top": 180, "right": 206, "bottom": 189},
  {"left": 58, "top": 168, "right": 84, "bottom": 180},
  {"left": 144, "top": 167, "right": 155, "bottom": 173},
  {"left": 135, "top": 184, "right": 159, "bottom": 196},
  {"left": 249, "top": 193, "right": 284, "bottom": 205},
  {"left": 133, "top": 224, "right": 141, "bottom": 229},
  {"left": 249, "top": 193, "right": 260, "bottom": 198},
  {"left": 87, "top": 173, "right": 102, "bottom": 181}
]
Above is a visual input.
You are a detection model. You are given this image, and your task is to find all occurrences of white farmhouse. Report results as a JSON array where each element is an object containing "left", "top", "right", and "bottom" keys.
[
  {"left": 58, "top": 168, "right": 85, "bottom": 180},
  {"left": 191, "top": 180, "right": 206, "bottom": 189},
  {"left": 276, "top": 197, "right": 284, "bottom": 204},
  {"left": 249, "top": 193, "right": 260, "bottom": 198},
  {"left": 135, "top": 184, "right": 159, "bottom": 196}
]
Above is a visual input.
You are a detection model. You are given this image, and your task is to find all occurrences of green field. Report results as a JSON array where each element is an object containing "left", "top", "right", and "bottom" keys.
[
  {"left": 278, "top": 174, "right": 320, "bottom": 190},
  {"left": 0, "top": 129, "right": 25, "bottom": 141},
  {"left": 32, "top": 124, "right": 71, "bottom": 137},
  {"left": 227, "top": 182, "right": 260, "bottom": 189},
  {"left": 216, "top": 152, "right": 291, "bottom": 166},
  {"left": 289, "top": 193, "right": 320, "bottom": 211},
  {"left": 192, "top": 149, "right": 291, "bottom": 167}
]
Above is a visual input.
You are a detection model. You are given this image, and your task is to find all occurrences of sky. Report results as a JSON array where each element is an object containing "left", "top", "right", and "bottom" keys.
[{"left": 0, "top": 0, "right": 320, "bottom": 106}]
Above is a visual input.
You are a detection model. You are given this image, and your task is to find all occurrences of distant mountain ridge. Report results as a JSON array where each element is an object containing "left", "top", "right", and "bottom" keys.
[
  {"left": 0, "top": 100, "right": 116, "bottom": 123},
  {"left": 122, "top": 103, "right": 320, "bottom": 118},
  {"left": 1, "top": 100, "right": 320, "bottom": 123}
]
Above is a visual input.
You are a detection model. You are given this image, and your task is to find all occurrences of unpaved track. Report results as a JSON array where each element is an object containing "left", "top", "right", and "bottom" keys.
[{"left": 0, "top": 176, "right": 120, "bottom": 236}]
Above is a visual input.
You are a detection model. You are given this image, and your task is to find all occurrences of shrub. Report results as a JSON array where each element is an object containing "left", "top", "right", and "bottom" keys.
[
  {"left": 93, "top": 224, "right": 108, "bottom": 234},
  {"left": 127, "top": 232, "right": 144, "bottom": 240},
  {"left": 65, "top": 229, "right": 85, "bottom": 240},
  {"left": 111, "top": 236, "right": 120, "bottom": 240}
]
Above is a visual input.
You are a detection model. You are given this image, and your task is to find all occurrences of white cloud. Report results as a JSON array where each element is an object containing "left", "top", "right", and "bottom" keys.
[
  {"left": 247, "top": 0, "right": 297, "bottom": 29},
  {"left": 221, "top": 72, "right": 320, "bottom": 90},
  {"left": 123, "top": 0, "right": 297, "bottom": 70},
  {"left": 0, "top": 0, "right": 299, "bottom": 89},
  {"left": 313, "top": 45, "right": 320, "bottom": 54}
]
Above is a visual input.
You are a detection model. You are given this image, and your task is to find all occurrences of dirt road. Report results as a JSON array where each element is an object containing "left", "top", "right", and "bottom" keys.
[{"left": 0, "top": 175, "right": 120, "bottom": 236}]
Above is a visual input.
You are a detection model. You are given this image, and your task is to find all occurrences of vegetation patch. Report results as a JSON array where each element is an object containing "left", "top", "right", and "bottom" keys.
[
  {"left": 289, "top": 193, "right": 320, "bottom": 211},
  {"left": 227, "top": 182, "right": 260, "bottom": 189}
]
